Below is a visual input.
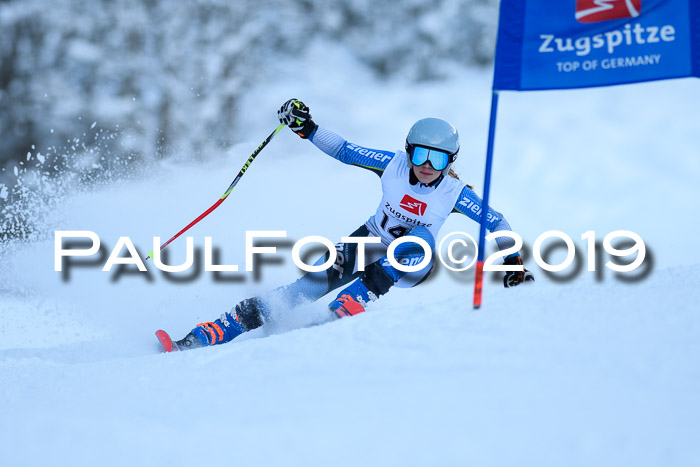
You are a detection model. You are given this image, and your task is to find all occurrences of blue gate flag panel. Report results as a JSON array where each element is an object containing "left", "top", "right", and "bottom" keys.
[{"left": 494, "top": 0, "right": 700, "bottom": 90}]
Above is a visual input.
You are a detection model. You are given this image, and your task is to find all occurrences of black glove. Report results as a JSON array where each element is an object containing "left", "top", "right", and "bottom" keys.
[
  {"left": 503, "top": 253, "right": 535, "bottom": 288},
  {"left": 278, "top": 98, "right": 316, "bottom": 139}
]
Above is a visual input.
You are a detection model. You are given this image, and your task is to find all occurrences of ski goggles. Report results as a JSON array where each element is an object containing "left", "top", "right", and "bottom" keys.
[{"left": 408, "top": 145, "right": 452, "bottom": 171}]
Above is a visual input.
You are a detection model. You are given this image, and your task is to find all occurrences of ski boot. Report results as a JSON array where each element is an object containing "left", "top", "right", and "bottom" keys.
[
  {"left": 328, "top": 279, "right": 377, "bottom": 318},
  {"left": 175, "top": 297, "right": 268, "bottom": 350}
]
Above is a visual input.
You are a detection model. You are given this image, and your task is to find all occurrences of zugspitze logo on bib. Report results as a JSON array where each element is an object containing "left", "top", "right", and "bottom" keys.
[
  {"left": 576, "top": 0, "right": 641, "bottom": 23},
  {"left": 399, "top": 195, "right": 427, "bottom": 216}
]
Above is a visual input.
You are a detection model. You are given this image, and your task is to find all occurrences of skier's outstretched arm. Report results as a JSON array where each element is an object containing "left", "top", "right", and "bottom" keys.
[
  {"left": 278, "top": 98, "right": 394, "bottom": 176},
  {"left": 452, "top": 185, "right": 513, "bottom": 246},
  {"left": 452, "top": 185, "right": 534, "bottom": 287}
]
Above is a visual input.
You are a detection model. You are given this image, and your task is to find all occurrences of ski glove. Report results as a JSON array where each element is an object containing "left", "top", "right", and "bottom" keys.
[
  {"left": 502, "top": 253, "right": 535, "bottom": 288},
  {"left": 278, "top": 98, "right": 317, "bottom": 139}
]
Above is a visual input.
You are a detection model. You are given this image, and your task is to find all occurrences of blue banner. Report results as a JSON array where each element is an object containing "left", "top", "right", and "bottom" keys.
[{"left": 494, "top": 0, "right": 700, "bottom": 90}]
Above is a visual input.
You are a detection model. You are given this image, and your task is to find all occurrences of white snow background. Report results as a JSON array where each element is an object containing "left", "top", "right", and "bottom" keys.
[{"left": 1, "top": 47, "right": 699, "bottom": 466}]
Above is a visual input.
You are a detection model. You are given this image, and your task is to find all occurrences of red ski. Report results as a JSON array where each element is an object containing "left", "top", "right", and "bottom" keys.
[{"left": 155, "top": 329, "right": 177, "bottom": 353}]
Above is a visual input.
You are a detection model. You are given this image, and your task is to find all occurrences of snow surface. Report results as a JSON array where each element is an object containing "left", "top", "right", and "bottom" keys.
[{"left": 1, "top": 49, "right": 700, "bottom": 466}]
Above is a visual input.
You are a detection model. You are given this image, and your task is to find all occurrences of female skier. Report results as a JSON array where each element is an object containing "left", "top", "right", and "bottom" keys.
[{"left": 171, "top": 99, "right": 533, "bottom": 350}]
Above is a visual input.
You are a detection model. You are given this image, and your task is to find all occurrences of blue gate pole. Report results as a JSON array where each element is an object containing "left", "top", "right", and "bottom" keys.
[{"left": 473, "top": 90, "right": 500, "bottom": 309}]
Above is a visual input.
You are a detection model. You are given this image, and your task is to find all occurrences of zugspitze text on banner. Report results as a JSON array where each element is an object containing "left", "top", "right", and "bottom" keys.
[{"left": 494, "top": 0, "right": 700, "bottom": 90}]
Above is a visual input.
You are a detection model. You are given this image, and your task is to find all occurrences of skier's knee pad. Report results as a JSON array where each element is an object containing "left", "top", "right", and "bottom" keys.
[
  {"left": 404, "top": 226, "right": 436, "bottom": 251},
  {"left": 361, "top": 261, "right": 395, "bottom": 297},
  {"left": 232, "top": 297, "right": 267, "bottom": 331},
  {"left": 384, "top": 227, "right": 435, "bottom": 273}
]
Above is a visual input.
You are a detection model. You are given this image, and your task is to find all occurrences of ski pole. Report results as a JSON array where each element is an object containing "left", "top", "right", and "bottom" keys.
[{"left": 146, "top": 123, "right": 286, "bottom": 260}]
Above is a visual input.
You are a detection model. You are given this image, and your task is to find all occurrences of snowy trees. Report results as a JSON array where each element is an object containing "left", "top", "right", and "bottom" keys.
[
  {"left": 0, "top": 0, "right": 497, "bottom": 239},
  {"left": 1, "top": 0, "right": 497, "bottom": 165}
]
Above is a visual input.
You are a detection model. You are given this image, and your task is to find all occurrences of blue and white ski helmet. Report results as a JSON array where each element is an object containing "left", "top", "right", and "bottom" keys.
[{"left": 405, "top": 118, "right": 460, "bottom": 176}]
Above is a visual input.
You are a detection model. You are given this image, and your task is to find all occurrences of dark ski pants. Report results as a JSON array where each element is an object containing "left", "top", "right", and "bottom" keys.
[{"left": 268, "top": 223, "right": 435, "bottom": 309}]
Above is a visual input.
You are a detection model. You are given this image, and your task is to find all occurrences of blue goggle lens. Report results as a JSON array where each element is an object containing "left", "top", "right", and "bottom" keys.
[{"left": 410, "top": 146, "right": 450, "bottom": 171}]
